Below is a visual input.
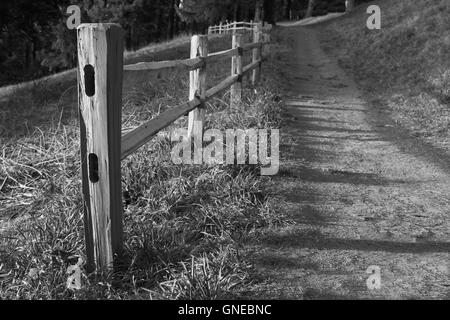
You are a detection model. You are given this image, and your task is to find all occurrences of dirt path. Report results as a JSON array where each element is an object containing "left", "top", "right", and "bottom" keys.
[{"left": 246, "top": 26, "right": 449, "bottom": 299}]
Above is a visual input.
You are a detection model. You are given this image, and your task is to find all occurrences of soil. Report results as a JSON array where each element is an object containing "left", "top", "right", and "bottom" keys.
[{"left": 245, "top": 24, "right": 449, "bottom": 300}]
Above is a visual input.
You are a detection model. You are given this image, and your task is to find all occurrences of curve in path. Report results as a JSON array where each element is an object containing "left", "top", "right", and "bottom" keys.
[{"left": 247, "top": 26, "right": 449, "bottom": 300}]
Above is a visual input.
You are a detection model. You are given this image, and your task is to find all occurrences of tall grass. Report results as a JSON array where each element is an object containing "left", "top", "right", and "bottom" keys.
[
  {"left": 0, "top": 33, "right": 286, "bottom": 299},
  {"left": 322, "top": 0, "right": 450, "bottom": 148}
]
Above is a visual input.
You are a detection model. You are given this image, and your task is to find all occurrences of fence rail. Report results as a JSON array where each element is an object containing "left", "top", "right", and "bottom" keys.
[
  {"left": 207, "top": 21, "right": 272, "bottom": 35},
  {"left": 77, "top": 22, "right": 270, "bottom": 272}
]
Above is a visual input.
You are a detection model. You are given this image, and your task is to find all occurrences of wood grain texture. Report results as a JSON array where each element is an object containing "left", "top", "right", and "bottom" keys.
[
  {"left": 121, "top": 72, "right": 240, "bottom": 160},
  {"left": 252, "top": 24, "right": 262, "bottom": 85},
  {"left": 206, "top": 74, "right": 239, "bottom": 98},
  {"left": 243, "top": 59, "right": 262, "bottom": 75},
  {"left": 74, "top": 22, "right": 269, "bottom": 272},
  {"left": 231, "top": 34, "right": 243, "bottom": 110},
  {"left": 124, "top": 57, "right": 204, "bottom": 72},
  {"left": 242, "top": 42, "right": 263, "bottom": 52},
  {"left": 187, "top": 36, "right": 208, "bottom": 140},
  {"left": 206, "top": 48, "right": 239, "bottom": 63},
  {"left": 77, "top": 23, "right": 124, "bottom": 271},
  {"left": 121, "top": 98, "right": 201, "bottom": 160}
]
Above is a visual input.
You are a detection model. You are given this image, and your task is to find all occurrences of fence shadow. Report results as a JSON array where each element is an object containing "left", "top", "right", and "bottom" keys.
[{"left": 260, "top": 229, "right": 450, "bottom": 254}]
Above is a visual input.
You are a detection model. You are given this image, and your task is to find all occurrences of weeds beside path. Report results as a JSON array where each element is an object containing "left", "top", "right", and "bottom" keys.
[
  {"left": 0, "top": 34, "right": 286, "bottom": 299},
  {"left": 244, "top": 25, "right": 449, "bottom": 300}
]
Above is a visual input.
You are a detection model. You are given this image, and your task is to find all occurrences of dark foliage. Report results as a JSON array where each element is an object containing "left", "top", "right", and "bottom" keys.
[{"left": 0, "top": 0, "right": 347, "bottom": 86}]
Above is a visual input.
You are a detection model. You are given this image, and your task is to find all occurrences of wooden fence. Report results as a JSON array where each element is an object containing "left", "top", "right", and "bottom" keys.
[
  {"left": 208, "top": 21, "right": 272, "bottom": 35},
  {"left": 77, "top": 22, "right": 270, "bottom": 272}
]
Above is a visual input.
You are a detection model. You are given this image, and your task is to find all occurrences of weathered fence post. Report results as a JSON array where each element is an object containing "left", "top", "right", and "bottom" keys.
[
  {"left": 231, "top": 34, "right": 243, "bottom": 110},
  {"left": 77, "top": 23, "right": 124, "bottom": 272},
  {"left": 252, "top": 24, "right": 262, "bottom": 85},
  {"left": 219, "top": 22, "right": 223, "bottom": 34},
  {"left": 187, "top": 35, "right": 208, "bottom": 143}
]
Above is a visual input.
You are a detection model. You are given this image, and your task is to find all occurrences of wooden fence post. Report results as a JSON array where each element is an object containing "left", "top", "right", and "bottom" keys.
[
  {"left": 219, "top": 22, "right": 223, "bottom": 34},
  {"left": 77, "top": 23, "right": 124, "bottom": 272},
  {"left": 187, "top": 35, "right": 208, "bottom": 143},
  {"left": 252, "top": 24, "right": 262, "bottom": 85},
  {"left": 231, "top": 34, "right": 243, "bottom": 110}
]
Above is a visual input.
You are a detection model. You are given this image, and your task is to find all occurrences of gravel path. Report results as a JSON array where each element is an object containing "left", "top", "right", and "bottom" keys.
[{"left": 247, "top": 25, "right": 449, "bottom": 300}]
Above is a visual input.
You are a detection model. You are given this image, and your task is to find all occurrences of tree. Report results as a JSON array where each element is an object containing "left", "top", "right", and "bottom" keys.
[
  {"left": 1, "top": 0, "right": 351, "bottom": 87},
  {"left": 177, "top": 0, "right": 225, "bottom": 24},
  {"left": 254, "top": 0, "right": 264, "bottom": 22},
  {"left": 346, "top": 0, "right": 355, "bottom": 12},
  {"left": 305, "top": 0, "right": 316, "bottom": 18}
]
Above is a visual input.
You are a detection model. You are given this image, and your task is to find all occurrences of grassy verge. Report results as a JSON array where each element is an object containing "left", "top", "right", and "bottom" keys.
[
  {"left": 0, "top": 33, "right": 287, "bottom": 299},
  {"left": 320, "top": 0, "right": 450, "bottom": 151}
]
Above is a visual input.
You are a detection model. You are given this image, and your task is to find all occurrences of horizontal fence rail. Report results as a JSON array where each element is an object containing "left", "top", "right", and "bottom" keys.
[
  {"left": 208, "top": 21, "right": 273, "bottom": 35},
  {"left": 207, "top": 47, "right": 240, "bottom": 62},
  {"left": 124, "top": 56, "right": 204, "bottom": 72},
  {"left": 121, "top": 98, "right": 201, "bottom": 160},
  {"left": 77, "top": 21, "right": 271, "bottom": 272}
]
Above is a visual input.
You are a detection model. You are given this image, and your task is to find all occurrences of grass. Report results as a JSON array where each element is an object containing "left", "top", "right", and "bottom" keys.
[
  {"left": 321, "top": 0, "right": 450, "bottom": 150},
  {"left": 0, "top": 32, "right": 287, "bottom": 299},
  {"left": 0, "top": 33, "right": 230, "bottom": 104}
]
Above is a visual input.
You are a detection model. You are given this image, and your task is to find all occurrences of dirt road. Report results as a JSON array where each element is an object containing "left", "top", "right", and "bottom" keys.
[{"left": 246, "top": 25, "right": 449, "bottom": 299}]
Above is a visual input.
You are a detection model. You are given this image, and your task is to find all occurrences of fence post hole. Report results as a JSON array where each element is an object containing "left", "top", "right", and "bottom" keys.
[
  {"left": 231, "top": 34, "right": 243, "bottom": 110},
  {"left": 252, "top": 24, "right": 262, "bottom": 85},
  {"left": 77, "top": 23, "right": 124, "bottom": 272},
  {"left": 187, "top": 35, "right": 208, "bottom": 147}
]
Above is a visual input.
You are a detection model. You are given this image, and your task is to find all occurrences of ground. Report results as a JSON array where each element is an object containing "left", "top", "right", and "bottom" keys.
[
  {"left": 1, "top": 11, "right": 449, "bottom": 300},
  {"left": 245, "top": 24, "right": 449, "bottom": 300}
]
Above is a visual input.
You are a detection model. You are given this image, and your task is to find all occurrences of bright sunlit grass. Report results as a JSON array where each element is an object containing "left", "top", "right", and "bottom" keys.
[
  {"left": 322, "top": 0, "right": 450, "bottom": 149},
  {"left": 0, "top": 33, "right": 287, "bottom": 299}
]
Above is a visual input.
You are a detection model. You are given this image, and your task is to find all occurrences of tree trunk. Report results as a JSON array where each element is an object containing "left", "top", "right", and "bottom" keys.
[
  {"left": 25, "top": 42, "right": 30, "bottom": 69},
  {"left": 305, "top": 0, "right": 315, "bottom": 18},
  {"left": 156, "top": 7, "right": 164, "bottom": 42},
  {"left": 346, "top": 0, "right": 355, "bottom": 12},
  {"left": 285, "top": 0, "right": 292, "bottom": 20},
  {"left": 168, "top": 0, "right": 176, "bottom": 39},
  {"left": 233, "top": 0, "right": 239, "bottom": 21},
  {"left": 254, "top": 0, "right": 264, "bottom": 22},
  {"left": 174, "top": 17, "right": 179, "bottom": 36},
  {"left": 31, "top": 40, "right": 36, "bottom": 65}
]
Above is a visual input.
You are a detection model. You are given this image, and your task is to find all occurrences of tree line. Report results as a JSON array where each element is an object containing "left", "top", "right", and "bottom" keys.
[{"left": 0, "top": 0, "right": 361, "bottom": 86}]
